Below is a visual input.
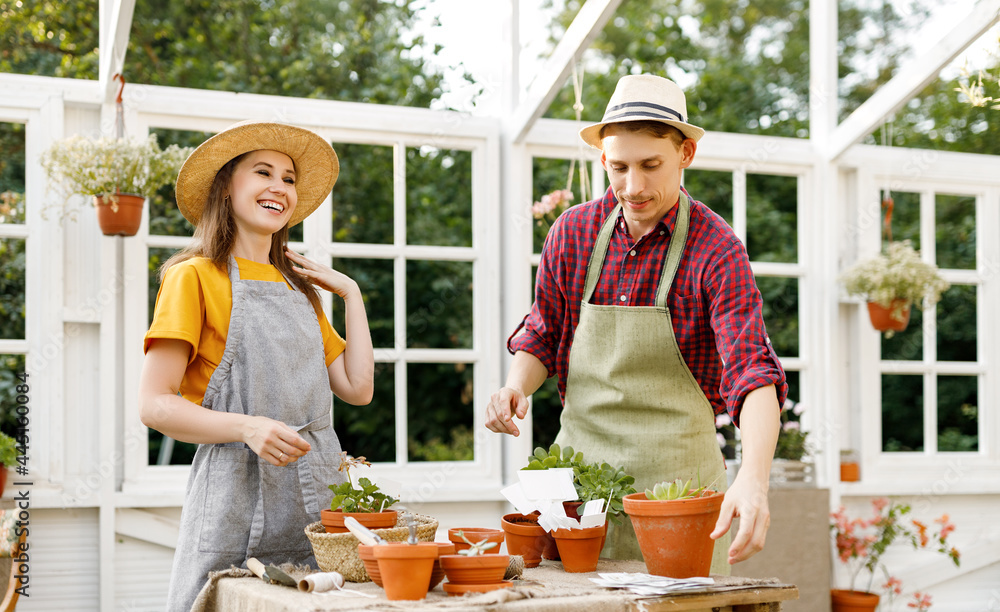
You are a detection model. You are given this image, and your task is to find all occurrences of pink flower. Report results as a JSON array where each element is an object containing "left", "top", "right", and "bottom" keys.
[
  {"left": 792, "top": 402, "right": 805, "bottom": 416},
  {"left": 872, "top": 497, "right": 890, "bottom": 512},
  {"left": 532, "top": 189, "right": 574, "bottom": 219},
  {"left": 883, "top": 576, "right": 903, "bottom": 595},
  {"left": 717, "top": 433, "right": 727, "bottom": 449},
  {"left": 716, "top": 413, "right": 732, "bottom": 427},
  {"left": 783, "top": 421, "right": 800, "bottom": 431},
  {"left": 907, "top": 591, "right": 932, "bottom": 611}
]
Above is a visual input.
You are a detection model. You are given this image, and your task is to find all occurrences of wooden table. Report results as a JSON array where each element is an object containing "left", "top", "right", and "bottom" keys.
[{"left": 201, "top": 559, "right": 798, "bottom": 612}]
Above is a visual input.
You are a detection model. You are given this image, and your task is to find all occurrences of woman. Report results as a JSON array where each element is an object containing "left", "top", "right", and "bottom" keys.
[{"left": 138, "top": 120, "right": 374, "bottom": 611}]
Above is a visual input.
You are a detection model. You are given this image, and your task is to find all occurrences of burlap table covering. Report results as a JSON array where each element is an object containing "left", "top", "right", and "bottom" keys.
[{"left": 192, "top": 558, "right": 782, "bottom": 612}]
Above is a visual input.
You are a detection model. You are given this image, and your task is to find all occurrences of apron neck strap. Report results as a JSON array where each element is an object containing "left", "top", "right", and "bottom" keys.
[
  {"left": 227, "top": 255, "right": 242, "bottom": 283},
  {"left": 582, "top": 192, "right": 692, "bottom": 307}
]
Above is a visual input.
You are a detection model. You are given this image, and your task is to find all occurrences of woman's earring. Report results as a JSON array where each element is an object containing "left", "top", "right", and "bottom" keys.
[{"left": 223, "top": 195, "right": 231, "bottom": 206}]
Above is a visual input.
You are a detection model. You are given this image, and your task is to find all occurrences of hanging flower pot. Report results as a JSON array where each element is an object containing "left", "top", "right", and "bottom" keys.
[
  {"left": 623, "top": 490, "right": 723, "bottom": 578},
  {"left": 831, "top": 588, "right": 880, "bottom": 612},
  {"left": 320, "top": 508, "right": 397, "bottom": 534},
  {"left": 551, "top": 524, "right": 605, "bottom": 573},
  {"left": 866, "top": 300, "right": 911, "bottom": 333},
  {"left": 93, "top": 193, "right": 145, "bottom": 236},
  {"left": 372, "top": 542, "right": 438, "bottom": 600}
]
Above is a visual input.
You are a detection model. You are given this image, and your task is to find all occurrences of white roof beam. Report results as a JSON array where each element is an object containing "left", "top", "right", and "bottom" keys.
[
  {"left": 510, "top": 0, "right": 623, "bottom": 144},
  {"left": 98, "top": 0, "right": 138, "bottom": 106},
  {"left": 827, "top": 0, "right": 1000, "bottom": 160}
]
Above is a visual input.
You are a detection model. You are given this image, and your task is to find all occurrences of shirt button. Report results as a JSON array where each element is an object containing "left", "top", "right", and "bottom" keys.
[
  {"left": 660, "top": 230, "right": 665, "bottom": 236},
  {"left": 629, "top": 250, "right": 636, "bottom": 257},
  {"left": 619, "top": 295, "right": 627, "bottom": 302}
]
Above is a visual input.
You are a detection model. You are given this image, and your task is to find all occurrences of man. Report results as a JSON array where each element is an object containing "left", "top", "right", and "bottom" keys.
[{"left": 485, "top": 74, "right": 786, "bottom": 572}]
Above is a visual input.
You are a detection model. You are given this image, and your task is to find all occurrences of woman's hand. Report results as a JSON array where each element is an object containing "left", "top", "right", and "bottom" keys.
[
  {"left": 242, "top": 415, "right": 312, "bottom": 467},
  {"left": 285, "top": 248, "right": 358, "bottom": 299}
]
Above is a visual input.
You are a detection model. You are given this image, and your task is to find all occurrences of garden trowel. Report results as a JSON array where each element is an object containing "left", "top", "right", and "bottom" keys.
[{"left": 247, "top": 557, "right": 297, "bottom": 587}]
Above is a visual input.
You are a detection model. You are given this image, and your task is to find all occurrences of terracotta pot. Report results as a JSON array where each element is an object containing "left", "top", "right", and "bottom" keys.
[
  {"left": 551, "top": 524, "right": 605, "bottom": 573},
  {"left": 840, "top": 461, "right": 861, "bottom": 482},
  {"left": 501, "top": 513, "right": 548, "bottom": 568},
  {"left": 357, "top": 544, "right": 384, "bottom": 587},
  {"left": 866, "top": 300, "right": 910, "bottom": 333},
  {"left": 321, "top": 508, "right": 397, "bottom": 534},
  {"left": 448, "top": 527, "right": 504, "bottom": 554},
  {"left": 623, "top": 491, "right": 724, "bottom": 578},
  {"left": 439, "top": 553, "right": 510, "bottom": 585},
  {"left": 93, "top": 193, "right": 144, "bottom": 237},
  {"left": 831, "top": 589, "right": 880, "bottom": 612},
  {"left": 442, "top": 580, "right": 514, "bottom": 596},
  {"left": 428, "top": 542, "right": 456, "bottom": 590},
  {"left": 372, "top": 542, "right": 438, "bottom": 600},
  {"left": 562, "top": 500, "right": 583, "bottom": 520}
]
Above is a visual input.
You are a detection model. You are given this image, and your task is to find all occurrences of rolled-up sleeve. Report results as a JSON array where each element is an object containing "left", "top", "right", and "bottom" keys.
[{"left": 706, "top": 239, "right": 788, "bottom": 426}]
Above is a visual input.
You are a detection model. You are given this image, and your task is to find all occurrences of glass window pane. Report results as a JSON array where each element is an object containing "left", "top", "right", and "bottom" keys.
[
  {"left": 331, "top": 142, "right": 393, "bottom": 245},
  {"left": 880, "top": 305, "right": 922, "bottom": 361},
  {"left": 882, "top": 374, "right": 923, "bottom": 452},
  {"left": 148, "top": 248, "right": 181, "bottom": 326},
  {"left": 406, "top": 260, "right": 472, "bottom": 349},
  {"left": 406, "top": 147, "right": 471, "bottom": 247},
  {"left": 331, "top": 258, "right": 394, "bottom": 349},
  {"left": 148, "top": 431, "right": 198, "bottom": 466},
  {"left": 937, "top": 375, "right": 977, "bottom": 452},
  {"left": 757, "top": 276, "right": 799, "bottom": 357},
  {"left": 0, "top": 354, "right": 27, "bottom": 437},
  {"left": 884, "top": 191, "right": 919, "bottom": 250},
  {"left": 0, "top": 122, "right": 26, "bottom": 225},
  {"left": 407, "top": 363, "right": 473, "bottom": 462},
  {"left": 334, "top": 362, "right": 395, "bottom": 463},
  {"left": 784, "top": 370, "right": 800, "bottom": 404},
  {"left": 531, "top": 375, "right": 562, "bottom": 452},
  {"left": 937, "top": 284, "right": 976, "bottom": 362},
  {"left": 148, "top": 128, "right": 206, "bottom": 237},
  {"left": 532, "top": 157, "right": 581, "bottom": 254},
  {"left": 0, "top": 239, "right": 26, "bottom": 339},
  {"left": 935, "top": 193, "right": 975, "bottom": 270},
  {"left": 684, "top": 169, "right": 733, "bottom": 226},
  {"left": 746, "top": 174, "right": 797, "bottom": 263}
]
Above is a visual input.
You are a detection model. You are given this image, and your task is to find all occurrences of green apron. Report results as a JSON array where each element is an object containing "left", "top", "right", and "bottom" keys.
[{"left": 554, "top": 193, "right": 731, "bottom": 574}]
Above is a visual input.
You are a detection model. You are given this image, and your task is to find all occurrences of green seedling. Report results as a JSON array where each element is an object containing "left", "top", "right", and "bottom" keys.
[{"left": 455, "top": 530, "right": 498, "bottom": 556}]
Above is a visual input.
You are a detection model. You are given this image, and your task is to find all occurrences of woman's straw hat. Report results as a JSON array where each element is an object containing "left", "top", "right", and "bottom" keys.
[
  {"left": 579, "top": 75, "right": 705, "bottom": 148},
  {"left": 175, "top": 120, "right": 339, "bottom": 227}
]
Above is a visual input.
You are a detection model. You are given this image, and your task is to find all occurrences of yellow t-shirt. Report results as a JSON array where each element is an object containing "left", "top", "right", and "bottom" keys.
[{"left": 143, "top": 256, "right": 346, "bottom": 405}]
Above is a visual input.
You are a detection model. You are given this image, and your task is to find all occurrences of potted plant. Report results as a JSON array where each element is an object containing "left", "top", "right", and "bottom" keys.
[
  {"left": 439, "top": 531, "right": 512, "bottom": 596},
  {"left": 501, "top": 512, "right": 553, "bottom": 568},
  {"left": 839, "top": 240, "right": 950, "bottom": 336},
  {"left": 770, "top": 399, "right": 813, "bottom": 485},
  {"left": 39, "top": 134, "right": 190, "bottom": 236},
  {"left": 322, "top": 452, "right": 398, "bottom": 533},
  {"left": 523, "top": 444, "right": 636, "bottom": 525},
  {"left": 623, "top": 476, "right": 724, "bottom": 578},
  {"left": 447, "top": 527, "right": 504, "bottom": 554},
  {"left": 830, "top": 498, "right": 960, "bottom": 612},
  {"left": 0, "top": 432, "right": 19, "bottom": 497}
]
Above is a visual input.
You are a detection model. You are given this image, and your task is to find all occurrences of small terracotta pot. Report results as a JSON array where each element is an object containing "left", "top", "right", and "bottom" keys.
[
  {"left": 428, "top": 542, "right": 456, "bottom": 590},
  {"left": 321, "top": 508, "right": 398, "bottom": 534},
  {"left": 93, "top": 193, "right": 144, "bottom": 237},
  {"left": 840, "top": 461, "right": 860, "bottom": 482},
  {"left": 442, "top": 580, "right": 514, "bottom": 596},
  {"left": 831, "top": 589, "right": 880, "bottom": 612},
  {"left": 866, "top": 300, "right": 910, "bottom": 333},
  {"left": 448, "top": 527, "right": 504, "bottom": 554},
  {"left": 562, "top": 500, "right": 583, "bottom": 520},
  {"left": 551, "top": 524, "right": 605, "bottom": 573},
  {"left": 501, "top": 513, "right": 550, "bottom": 568},
  {"left": 623, "top": 491, "right": 723, "bottom": 578},
  {"left": 372, "top": 542, "right": 438, "bottom": 600},
  {"left": 357, "top": 544, "right": 383, "bottom": 587},
  {"left": 439, "top": 553, "right": 510, "bottom": 585}
]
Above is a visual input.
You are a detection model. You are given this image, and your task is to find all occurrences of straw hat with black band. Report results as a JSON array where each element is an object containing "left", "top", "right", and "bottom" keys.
[
  {"left": 175, "top": 120, "right": 339, "bottom": 227},
  {"left": 579, "top": 74, "right": 705, "bottom": 149}
]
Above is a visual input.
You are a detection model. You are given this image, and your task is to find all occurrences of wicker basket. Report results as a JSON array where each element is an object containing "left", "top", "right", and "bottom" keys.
[{"left": 304, "top": 513, "right": 439, "bottom": 582}]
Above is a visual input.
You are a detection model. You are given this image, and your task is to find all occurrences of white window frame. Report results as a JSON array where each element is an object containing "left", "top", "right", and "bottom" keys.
[
  {"left": 843, "top": 146, "right": 1000, "bottom": 494},
  {"left": 119, "top": 86, "right": 504, "bottom": 506}
]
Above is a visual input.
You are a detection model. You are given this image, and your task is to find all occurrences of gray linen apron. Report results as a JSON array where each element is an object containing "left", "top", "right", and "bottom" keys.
[
  {"left": 554, "top": 193, "right": 731, "bottom": 574},
  {"left": 165, "top": 256, "right": 347, "bottom": 611}
]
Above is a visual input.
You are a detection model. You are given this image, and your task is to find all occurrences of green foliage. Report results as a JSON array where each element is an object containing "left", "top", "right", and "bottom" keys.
[
  {"left": 407, "top": 426, "right": 473, "bottom": 462},
  {"left": 645, "top": 476, "right": 714, "bottom": 501},
  {"left": 328, "top": 476, "right": 397, "bottom": 513},
  {"left": 0, "top": 431, "right": 18, "bottom": 466},
  {"left": 522, "top": 444, "right": 636, "bottom": 523},
  {"left": 840, "top": 240, "right": 950, "bottom": 318},
  {"left": 454, "top": 530, "right": 498, "bottom": 557},
  {"left": 523, "top": 443, "right": 583, "bottom": 470}
]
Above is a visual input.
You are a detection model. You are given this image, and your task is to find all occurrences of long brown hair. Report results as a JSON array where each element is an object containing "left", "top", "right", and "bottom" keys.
[{"left": 160, "top": 153, "right": 322, "bottom": 312}]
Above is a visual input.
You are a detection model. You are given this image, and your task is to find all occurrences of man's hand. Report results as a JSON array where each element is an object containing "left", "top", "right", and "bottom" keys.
[
  {"left": 710, "top": 471, "right": 770, "bottom": 564},
  {"left": 485, "top": 387, "right": 529, "bottom": 436}
]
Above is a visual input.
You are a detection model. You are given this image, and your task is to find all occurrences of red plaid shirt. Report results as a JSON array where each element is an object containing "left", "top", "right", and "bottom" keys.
[{"left": 509, "top": 186, "right": 787, "bottom": 425}]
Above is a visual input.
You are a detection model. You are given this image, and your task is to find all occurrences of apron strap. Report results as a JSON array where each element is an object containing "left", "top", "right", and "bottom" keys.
[
  {"left": 655, "top": 191, "right": 691, "bottom": 309},
  {"left": 581, "top": 192, "right": 692, "bottom": 306}
]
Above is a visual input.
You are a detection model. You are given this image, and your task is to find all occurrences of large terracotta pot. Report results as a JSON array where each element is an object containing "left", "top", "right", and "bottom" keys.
[
  {"left": 372, "top": 542, "right": 438, "bottom": 600},
  {"left": 623, "top": 491, "right": 723, "bottom": 578},
  {"left": 448, "top": 527, "right": 504, "bottom": 554},
  {"left": 321, "top": 508, "right": 397, "bottom": 534},
  {"left": 439, "top": 553, "right": 509, "bottom": 584},
  {"left": 93, "top": 193, "right": 144, "bottom": 237},
  {"left": 831, "top": 589, "right": 880, "bottom": 612},
  {"left": 551, "top": 524, "right": 605, "bottom": 573},
  {"left": 501, "top": 513, "right": 548, "bottom": 568},
  {"left": 866, "top": 300, "right": 910, "bottom": 333}
]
